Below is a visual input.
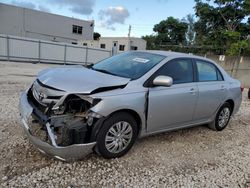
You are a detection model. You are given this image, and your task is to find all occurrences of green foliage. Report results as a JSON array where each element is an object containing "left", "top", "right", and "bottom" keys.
[
  {"left": 142, "top": 0, "right": 250, "bottom": 56},
  {"left": 194, "top": 0, "right": 250, "bottom": 55},
  {"left": 223, "top": 31, "right": 241, "bottom": 41},
  {"left": 93, "top": 32, "right": 101, "bottom": 40},
  {"left": 142, "top": 35, "right": 158, "bottom": 49},
  {"left": 226, "top": 40, "right": 249, "bottom": 56},
  {"left": 153, "top": 17, "right": 188, "bottom": 45}
]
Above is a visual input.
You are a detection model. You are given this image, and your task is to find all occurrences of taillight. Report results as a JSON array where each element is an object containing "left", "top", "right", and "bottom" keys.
[{"left": 240, "top": 85, "right": 244, "bottom": 92}]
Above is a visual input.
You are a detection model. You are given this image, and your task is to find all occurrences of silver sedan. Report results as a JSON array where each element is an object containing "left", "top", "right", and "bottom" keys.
[{"left": 19, "top": 51, "right": 242, "bottom": 161}]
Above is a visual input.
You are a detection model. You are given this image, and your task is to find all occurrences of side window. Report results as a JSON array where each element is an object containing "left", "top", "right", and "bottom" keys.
[
  {"left": 217, "top": 69, "right": 224, "bottom": 81},
  {"left": 157, "top": 59, "right": 194, "bottom": 84},
  {"left": 196, "top": 60, "right": 223, "bottom": 81}
]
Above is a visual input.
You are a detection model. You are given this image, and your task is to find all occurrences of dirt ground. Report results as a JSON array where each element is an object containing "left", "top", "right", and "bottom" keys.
[{"left": 0, "top": 61, "right": 249, "bottom": 188}]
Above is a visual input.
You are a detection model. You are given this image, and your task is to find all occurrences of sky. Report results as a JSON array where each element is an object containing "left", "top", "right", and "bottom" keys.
[{"left": 0, "top": 0, "right": 196, "bottom": 37}]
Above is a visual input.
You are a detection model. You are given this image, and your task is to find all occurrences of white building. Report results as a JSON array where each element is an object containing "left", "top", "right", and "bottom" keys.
[
  {"left": 80, "top": 37, "right": 147, "bottom": 55},
  {"left": 0, "top": 3, "right": 94, "bottom": 44}
]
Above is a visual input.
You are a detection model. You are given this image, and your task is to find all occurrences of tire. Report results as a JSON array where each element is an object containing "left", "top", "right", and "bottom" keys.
[
  {"left": 248, "top": 89, "right": 250, "bottom": 99},
  {"left": 208, "top": 102, "right": 232, "bottom": 131},
  {"left": 96, "top": 112, "right": 138, "bottom": 159}
]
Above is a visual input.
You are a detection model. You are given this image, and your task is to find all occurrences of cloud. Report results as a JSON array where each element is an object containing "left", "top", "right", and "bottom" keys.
[
  {"left": 9, "top": 0, "right": 94, "bottom": 16},
  {"left": 11, "top": 0, "right": 36, "bottom": 9},
  {"left": 50, "top": 0, "right": 95, "bottom": 15},
  {"left": 38, "top": 5, "right": 50, "bottom": 13},
  {"left": 11, "top": 1, "right": 50, "bottom": 13},
  {"left": 99, "top": 22, "right": 115, "bottom": 31},
  {"left": 98, "top": 6, "right": 130, "bottom": 30}
]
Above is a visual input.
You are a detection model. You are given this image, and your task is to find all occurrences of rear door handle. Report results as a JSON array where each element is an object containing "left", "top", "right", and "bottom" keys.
[{"left": 221, "top": 85, "right": 225, "bottom": 90}]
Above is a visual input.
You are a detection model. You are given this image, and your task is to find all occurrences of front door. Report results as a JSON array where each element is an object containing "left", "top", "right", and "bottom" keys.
[{"left": 147, "top": 58, "right": 198, "bottom": 133}]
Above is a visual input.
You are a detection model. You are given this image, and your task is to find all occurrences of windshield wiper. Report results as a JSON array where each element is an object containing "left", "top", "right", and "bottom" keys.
[{"left": 92, "top": 68, "right": 119, "bottom": 76}]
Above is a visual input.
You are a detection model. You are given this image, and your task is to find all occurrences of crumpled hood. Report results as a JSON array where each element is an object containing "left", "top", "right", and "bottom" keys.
[{"left": 37, "top": 66, "right": 130, "bottom": 93}]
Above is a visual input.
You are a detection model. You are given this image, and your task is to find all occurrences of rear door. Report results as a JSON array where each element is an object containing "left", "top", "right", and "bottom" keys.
[
  {"left": 147, "top": 58, "right": 198, "bottom": 133},
  {"left": 193, "top": 59, "right": 227, "bottom": 121}
]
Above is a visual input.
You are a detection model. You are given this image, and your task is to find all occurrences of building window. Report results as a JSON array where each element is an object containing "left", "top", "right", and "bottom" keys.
[
  {"left": 72, "top": 25, "right": 83, "bottom": 34},
  {"left": 131, "top": 46, "right": 138, "bottom": 50},
  {"left": 119, "top": 45, "right": 125, "bottom": 51},
  {"left": 100, "top": 44, "right": 106, "bottom": 49},
  {"left": 83, "top": 43, "right": 87, "bottom": 46}
]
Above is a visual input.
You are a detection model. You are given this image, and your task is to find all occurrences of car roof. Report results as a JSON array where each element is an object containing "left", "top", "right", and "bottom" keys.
[{"left": 136, "top": 50, "right": 211, "bottom": 62}]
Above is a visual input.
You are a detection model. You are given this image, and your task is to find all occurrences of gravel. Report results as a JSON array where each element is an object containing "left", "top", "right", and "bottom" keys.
[{"left": 0, "top": 61, "right": 249, "bottom": 187}]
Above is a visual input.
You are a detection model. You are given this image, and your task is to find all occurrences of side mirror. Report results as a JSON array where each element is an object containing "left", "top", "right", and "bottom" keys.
[
  {"left": 86, "top": 63, "right": 94, "bottom": 68},
  {"left": 153, "top": 75, "right": 173, "bottom": 87}
]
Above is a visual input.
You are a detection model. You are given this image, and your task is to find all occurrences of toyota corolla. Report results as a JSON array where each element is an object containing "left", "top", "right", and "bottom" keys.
[{"left": 19, "top": 51, "right": 242, "bottom": 161}]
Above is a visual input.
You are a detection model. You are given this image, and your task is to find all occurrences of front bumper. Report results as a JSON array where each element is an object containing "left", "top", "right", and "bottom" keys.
[{"left": 19, "top": 91, "right": 96, "bottom": 161}]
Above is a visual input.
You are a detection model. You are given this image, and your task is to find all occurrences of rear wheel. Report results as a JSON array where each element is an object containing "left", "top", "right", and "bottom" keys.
[
  {"left": 96, "top": 112, "right": 138, "bottom": 158},
  {"left": 208, "top": 102, "right": 232, "bottom": 131},
  {"left": 248, "top": 89, "right": 250, "bottom": 99}
]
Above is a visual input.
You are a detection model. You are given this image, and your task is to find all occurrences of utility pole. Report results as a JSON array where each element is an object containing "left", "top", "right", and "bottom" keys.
[
  {"left": 128, "top": 25, "right": 131, "bottom": 51},
  {"left": 128, "top": 25, "right": 131, "bottom": 37}
]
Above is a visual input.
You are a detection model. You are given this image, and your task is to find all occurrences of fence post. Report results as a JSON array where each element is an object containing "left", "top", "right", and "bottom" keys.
[
  {"left": 6, "top": 35, "right": 10, "bottom": 61},
  {"left": 233, "top": 56, "right": 241, "bottom": 78},
  {"left": 64, "top": 44, "right": 67, "bottom": 65},
  {"left": 38, "top": 40, "right": 41, "bottom": 63},
  {"left": 230, "top": 57, "right": 238, "bottom": 77},
  {"left": 85, "top": 47, "right": 88, "bottom": 67}
]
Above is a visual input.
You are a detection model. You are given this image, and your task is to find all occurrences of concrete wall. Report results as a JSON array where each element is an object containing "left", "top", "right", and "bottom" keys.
[
  {"left": 0, "top": 34, "right": 111, "bottom": 65},
  {"left": 0, "top": 3, "right": 23, "bottom": 37},
  {"left": 206, "top": 55, "right": 250, "bottom": 88},
  {"left": 0, "top": 3, "right": 94, "bottom": 44}
]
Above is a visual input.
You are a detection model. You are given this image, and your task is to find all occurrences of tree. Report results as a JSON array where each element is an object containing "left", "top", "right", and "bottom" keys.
[
  {"left": 143, "top": 0, "right": 250, "bottom": 54},
  {"left": 142, "top": 35, "right": 157, "bottom": 49},
  {"left": 227, "top": 40, "right": 249, "bottom": 55},
  {"left": 194, "top": 0, "right": 250, "bottom": 55},
  {"left": 93, "top": 32, "right": 101, "bottom": 40},
  {"left": 153, "top": 17, "right": 188, "bottom": 45},
  {"left": 183, "top": 14, "right": 196, "bottom": 45}
]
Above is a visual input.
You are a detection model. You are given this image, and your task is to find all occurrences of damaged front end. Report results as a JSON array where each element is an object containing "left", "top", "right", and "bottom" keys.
[{"left": 19, "top": 79, "right": 103, "bottom": 161}]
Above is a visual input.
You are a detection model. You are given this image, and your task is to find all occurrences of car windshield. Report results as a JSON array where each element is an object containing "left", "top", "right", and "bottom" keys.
[{"left": 92, "top": 52, "right": 166, "bottom": 80}]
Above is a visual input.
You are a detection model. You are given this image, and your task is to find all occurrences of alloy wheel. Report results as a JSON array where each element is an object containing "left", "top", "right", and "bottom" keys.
[{"left": 218, "top": 107, "right": 230, "bottom": 128}]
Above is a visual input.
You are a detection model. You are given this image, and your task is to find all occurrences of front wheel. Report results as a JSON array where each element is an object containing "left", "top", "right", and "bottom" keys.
[
  {"left": 208, "top": 102, "right": 232, "bottom": 131},
  {"left": 96, "top": 112, "right": 138, "bottom": 159}
]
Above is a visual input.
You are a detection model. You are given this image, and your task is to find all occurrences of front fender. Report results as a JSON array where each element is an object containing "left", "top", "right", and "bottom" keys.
[{"left": 90, "top": 92, "right": 147, "bottom": 135}]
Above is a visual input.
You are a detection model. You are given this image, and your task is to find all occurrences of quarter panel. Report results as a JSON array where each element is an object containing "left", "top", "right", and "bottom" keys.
[{"left": 228, "top": 79, "right": 242, "bottom": 115}]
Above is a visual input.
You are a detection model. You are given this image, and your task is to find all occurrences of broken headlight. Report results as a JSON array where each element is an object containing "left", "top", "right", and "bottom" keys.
[
  {"left": 52, "top": 95, "right": 102, "bottom": 116},
  {"left": 53, "top": 105, "right": 66, "bottom": 115}
]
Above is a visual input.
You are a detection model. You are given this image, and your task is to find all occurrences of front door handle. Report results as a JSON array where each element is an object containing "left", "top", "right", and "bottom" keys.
[
  {"left": 189, "top": 88, "right": 196, "bottom": 94},
  {"left": 221, "top": 85, "right": 225, "bottom": 90}
]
